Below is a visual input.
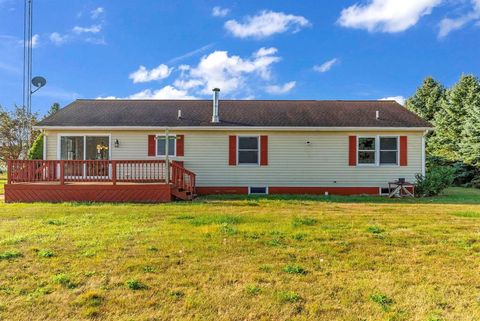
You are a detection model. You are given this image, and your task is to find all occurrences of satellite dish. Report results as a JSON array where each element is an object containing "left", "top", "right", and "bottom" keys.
[{"left": 32, "top": 76, "right": 47, "bottom": 88}]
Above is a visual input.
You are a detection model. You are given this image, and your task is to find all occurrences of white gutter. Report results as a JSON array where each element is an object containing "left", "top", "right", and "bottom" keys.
[{"left": 34, "top": 125, "right": 433, "bottom": 132}]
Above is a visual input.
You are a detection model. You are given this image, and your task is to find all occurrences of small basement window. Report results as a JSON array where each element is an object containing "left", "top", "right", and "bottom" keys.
[
  {"left": 380, "top": 187, "right": 390, "bottom": 195},
  {"left": 249, "top": 187, "right": 268, "bottom": 195}
]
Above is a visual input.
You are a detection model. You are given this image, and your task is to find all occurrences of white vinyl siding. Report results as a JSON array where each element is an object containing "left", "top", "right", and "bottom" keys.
[{"left": 44, "top": 130, "right": 423, "bottom": 188}]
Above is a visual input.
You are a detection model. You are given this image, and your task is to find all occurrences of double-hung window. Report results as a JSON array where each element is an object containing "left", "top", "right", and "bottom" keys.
[
  {"left": 156, "top": 135, "right": 176, "bottom": 157},
  {"left": 379, "top": 137, "right": 398, "bottom": 165},
  {"left": 358, "top": 137, "right": 376, "bottom": 165},
  {"left": 238, "top": 136, "right": 259, "bottom": 165},
  {"left": 357, "top": 136, "right": 399, "bottom": 166}
]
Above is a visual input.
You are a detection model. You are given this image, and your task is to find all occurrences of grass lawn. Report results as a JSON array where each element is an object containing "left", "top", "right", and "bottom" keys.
[
  {"left": 1, "top": 188, "right": 480, "bottom": 320},
  {"left": 0, "top": 173, "right": 5, "bottom": 195}
]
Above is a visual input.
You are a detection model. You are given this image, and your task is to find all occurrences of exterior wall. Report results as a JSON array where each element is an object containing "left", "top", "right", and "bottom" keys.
[{"left": 44, "top": 130, "right": 424, "bottom": 191}]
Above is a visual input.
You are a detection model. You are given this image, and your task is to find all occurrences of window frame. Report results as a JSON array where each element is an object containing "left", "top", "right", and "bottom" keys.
[
  {"left": 357, "top": 136, "right": 377, "bottom": 166},
  {"left": 248, "top": 186, "right": 269, "bottom": 195},
  {"left": 155, "top": 134, "right": 177, "bottom": 157},
  {"left": 379, "top": 136, "right": 399, "bottom": 166},
  {"left": 237, "top": 135, "right": 260, "bottom": 166},
  {"left": 356, "top": 135, "right": 400, "bottom": 167}
]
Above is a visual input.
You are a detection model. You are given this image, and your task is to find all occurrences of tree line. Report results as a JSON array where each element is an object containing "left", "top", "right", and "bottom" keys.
[
  {"left": 0, "top": 103, "right": 59, "bottom": 166},
  {"left": 406, "top": 74, "right": 480, "bottom": 187}
]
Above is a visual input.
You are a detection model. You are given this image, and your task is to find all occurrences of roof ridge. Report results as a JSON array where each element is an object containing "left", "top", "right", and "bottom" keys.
[{"left": 76, "top": 99, "right": 399, "bottom": 102}]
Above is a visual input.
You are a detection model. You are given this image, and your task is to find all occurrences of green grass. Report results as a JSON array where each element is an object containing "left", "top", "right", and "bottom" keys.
[
  {"left": 0, "top": 173, "right": 6, "bottom": 195},
  {"left": 0, "top": 187, "right": 480, "bottom": 320}
]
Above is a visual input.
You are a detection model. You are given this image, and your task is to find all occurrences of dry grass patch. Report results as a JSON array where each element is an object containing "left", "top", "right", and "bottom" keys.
[{"left": 0, "top": 188, "right": 480, "bottom": 320}]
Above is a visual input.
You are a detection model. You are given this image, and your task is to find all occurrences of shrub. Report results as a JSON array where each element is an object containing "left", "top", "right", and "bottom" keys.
[
  {"left": 28, "top": 133, "right": 43, "bottom": 160},
  {"left": 467, "top": 176, "right": 480, "bottom": 189},
  {"left": 415, "top": 166, "right": 455, "bottom": 197}
]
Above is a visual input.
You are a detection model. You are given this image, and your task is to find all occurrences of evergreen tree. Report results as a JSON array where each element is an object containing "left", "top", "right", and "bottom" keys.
[
  {"left": 27, "top": 133, "right": 43, "bottom": 160},
  {"left": 459, "top": 76, "right": 480, "bottom": 167},
  {"left": 46, "top": 102, "right": 60, "bottom": 118},
  {"left": 405, "top": 76, "right": 445, "bottom": 121},
  {"left": 430, "top": 75, "right": 480, "bottom": 161}
]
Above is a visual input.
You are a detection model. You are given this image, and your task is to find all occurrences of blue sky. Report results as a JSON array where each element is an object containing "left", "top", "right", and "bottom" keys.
[{"left": 0, "top": 0, "right": 479, "bottom": 115}]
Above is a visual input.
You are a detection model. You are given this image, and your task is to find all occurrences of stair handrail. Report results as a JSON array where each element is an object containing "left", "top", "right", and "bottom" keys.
[{"left": 169, "top": 161, "right": 196, "bottom": 195}]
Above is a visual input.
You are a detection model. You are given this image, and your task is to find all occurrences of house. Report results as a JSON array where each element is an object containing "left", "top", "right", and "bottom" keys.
[{"left": 5, "top": 90, "right": 432, "bottom": 203}]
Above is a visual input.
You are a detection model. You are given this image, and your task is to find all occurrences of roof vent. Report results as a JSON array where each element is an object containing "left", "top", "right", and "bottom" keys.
[
  {"left": 177, "top": 109, "right": 182, "bottom": 119},
  {"left": 212, "top": 88, "right": 220, "bottom": 123},
  {"left": 376, "top": 110, "right": 380, "bottom": 120}
]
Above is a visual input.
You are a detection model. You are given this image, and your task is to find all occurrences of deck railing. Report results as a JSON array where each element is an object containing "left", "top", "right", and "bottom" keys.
[{"left": 7, "top": 159, "right": 196, "bottom": 193}]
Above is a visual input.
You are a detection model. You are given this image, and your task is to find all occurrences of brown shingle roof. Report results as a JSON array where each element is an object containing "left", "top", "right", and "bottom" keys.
[{"left": 37, "top": 99, "right": 431, "bottom": 128}]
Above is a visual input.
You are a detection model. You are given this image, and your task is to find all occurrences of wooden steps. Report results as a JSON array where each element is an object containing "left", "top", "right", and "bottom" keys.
[{"left": 170, "top": 185, "right": 194, "bottom": 201}]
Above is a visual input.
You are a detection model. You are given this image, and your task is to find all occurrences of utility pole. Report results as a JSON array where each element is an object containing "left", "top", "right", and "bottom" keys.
[{"left": 23, "top": 0, "right": 46, "bottom": 155}]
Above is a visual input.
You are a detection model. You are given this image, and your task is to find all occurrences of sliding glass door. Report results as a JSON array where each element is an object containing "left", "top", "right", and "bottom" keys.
[{"left": 60, "top": 135, "right": 110, "bottom": 178}]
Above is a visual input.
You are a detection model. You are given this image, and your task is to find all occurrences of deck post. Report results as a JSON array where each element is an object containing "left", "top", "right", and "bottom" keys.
[
  {"left": 112, "top": 160, "right": 117, "bottom": 185},
  {"left": 60, "top": 160, "right": 65, "bottom": 185},
  {"left": 7, "top": 160, "right": 12, "bottom": 184},
  {"left": 165, "top": 128, "right": 170, "bottom": 184}
]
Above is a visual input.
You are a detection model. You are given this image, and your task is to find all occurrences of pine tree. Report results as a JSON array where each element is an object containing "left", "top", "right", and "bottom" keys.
[
  {"left": 46, "top": 102, "right": 60, "bottom": 118},
  {"left": 459, "top": 76, "right": 480, "bottom": 167},
  {"left": 430, "top": 75, "right": 480, "bottom": 161},
  {"left": 405, "top": 76, "right": 445, "bottom": 121}
]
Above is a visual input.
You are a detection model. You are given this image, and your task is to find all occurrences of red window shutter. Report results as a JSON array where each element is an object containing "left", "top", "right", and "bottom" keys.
[
  {"left": 260, "top": 135, "right": 268, "bottom": 166},
  {"left": 229, "top": 135, "right": 237, "bottom": 166},
  {"left": 400, "top": 136, "right": 408, "bottom": 166},
  {"left": 176, "top": 135, "right": 184, "bottom": 156},
  {"left": 148, "top": 135, "right": 156, "bottom": 156},
  {"left": 348, "top": 136, "right": 357, "bottom": 166}
]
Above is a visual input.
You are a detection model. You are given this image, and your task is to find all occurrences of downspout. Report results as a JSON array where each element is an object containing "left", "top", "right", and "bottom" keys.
[{"left": 421, "top": 129, "right": 431, "bottom": 177}]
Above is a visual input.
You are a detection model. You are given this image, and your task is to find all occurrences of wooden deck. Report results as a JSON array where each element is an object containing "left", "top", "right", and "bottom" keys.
[{"left": 5, "top": 160, "right": 196, "bottom": 203}]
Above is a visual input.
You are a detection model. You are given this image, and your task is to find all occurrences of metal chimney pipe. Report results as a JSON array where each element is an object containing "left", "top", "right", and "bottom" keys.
[{"left": 212, "top": 88, "right": 220, "bottom": 123}]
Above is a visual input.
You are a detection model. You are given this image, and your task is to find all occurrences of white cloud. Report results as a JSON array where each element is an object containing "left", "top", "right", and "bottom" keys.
[
  {"left": 129, "top": 86, "right": 196, "bottom": 99},
  {"left": 212, "top": 6, "right": 230, "bottom": 17},
  {"left": 265, "top": 81, "right": 296, "bottom": 94},
  {"left": 313, "top": 58, "right": 339, "bottom": 73},
  {"left": 104, "top": 47, "right": 285, "bottom": 100},
  {"left": 438, "top": 0, "right": 480, "bottom": 38},
  {"left": 338, "top": 0, "right": 442, "bottom": 33},
  {"left": 19, "top": 34, "right": 39, "bottom": 48},
  {"left": 31, "top": 34, "right": 39, "bottom": 48},
  {"left": 380, "top": 96, "right": 406, "bottom": 105},
  {"left": 129, "top": 64, "right": 173, "bottom": 83},
  {"left": 72, "top": 25, "right": 102, "bottom": 34},
  {"left": 91, "top": 7, "right": 104, "bottom": 19},
  {"left": 225, "top": 10, "right": 310, "bottom": 39},
  {"left": 49, "top": 32, "right": 68, "bottom": 45},
  {"left": 174, "top": 47, "right": 281, "bottom": 94}
]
